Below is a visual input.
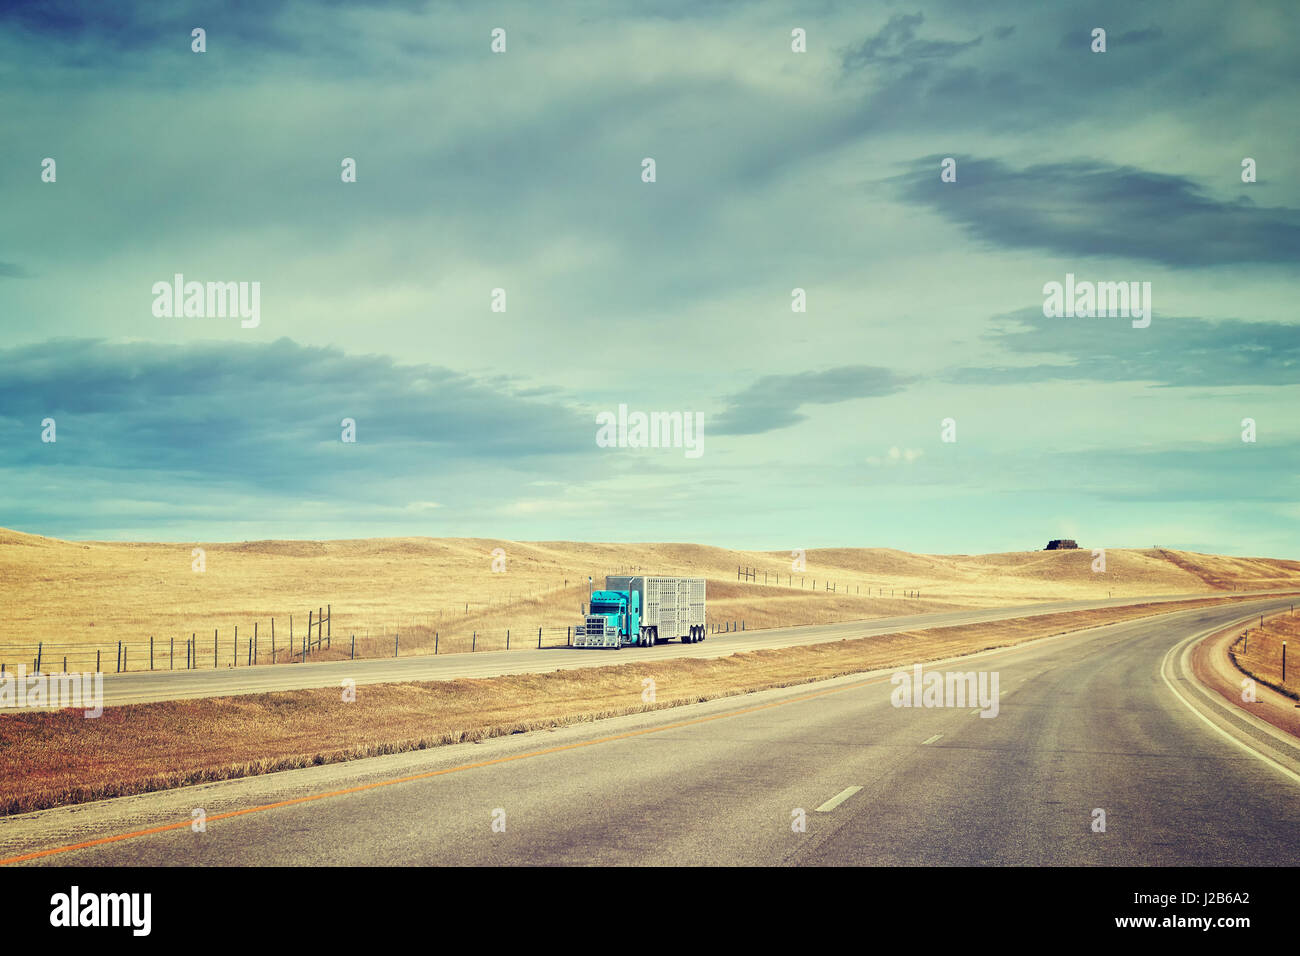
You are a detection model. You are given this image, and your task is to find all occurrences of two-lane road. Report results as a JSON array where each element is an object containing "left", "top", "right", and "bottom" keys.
[
  {"left": 20, "top": 590, "right": 1298, "bottom": 709},
  {"left": 5, "top": 596, "right": 1298, "bottom": 865}
]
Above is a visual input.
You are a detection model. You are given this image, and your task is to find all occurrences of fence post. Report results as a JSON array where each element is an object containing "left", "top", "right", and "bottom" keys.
[
  {"left": 214, "top": 629, "right": 217, "bottom": 668},
  {"left": 472, "top": 631, "right": 476, "bottom": 652},
  {"left": 507, "top": 629, "right": 510, "bottom": 650},
  {"left": 319, "top": 607, "right": 323, "bottom": 651},
  {"left": 327, "top": 605, "right": 331, "bottom": 648},
  {"left": 435, "top": 632, "right": 439, "bottom": 655},
  {"left": 36, "top": 642, "right": 43, "bottom": 674},
  {"left": 538, "top": 627, "right": 542, "bottom": 648},
  {"left": 247, "top": 638, "right": 252, "bottom": 667},
  {"left": 234, "top": 625, "right": 238, "bottom": 667},
  {"left": 307, "top": 611, "right": 313, "bottom": 658},
  {"left": 254, "top": 622, "right": 258, "bottom": 664},
  {"left": 150, "top": 635, "right": 154, "bottom": 671},
  {"left": 272, "top": 618, "right": 276, "bottom": 663},
  {"left": 351, "top": 634, "right": 355, "bottom": 660},
  {"left": 171, "top": 636, "right": 174, "bottom": 670},
  {"left": 116, "top": 640, "right": 121, "bottom": 673},
  {"left": 123, "top": 645, "right": 127, "bottom": 671},
  {"left": 395, "top": 633, "right": 399, "bottom": 658},
  {"left": 1283, "top": 641, "right": 1287, "bottom": 683},
  {"left": 97, "top": 649, "right": 101, "bottom": 673}
]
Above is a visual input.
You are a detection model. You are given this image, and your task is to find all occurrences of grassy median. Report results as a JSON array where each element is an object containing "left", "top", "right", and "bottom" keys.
[{"left": 0, "top": 594, "right": 1281, "bottom": 815}]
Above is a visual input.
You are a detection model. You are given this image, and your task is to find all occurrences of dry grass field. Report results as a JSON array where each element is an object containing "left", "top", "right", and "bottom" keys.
[
  {"left": 1229, "top": 609, "right": 1300, "bottom": 699},
  {"left": 3, "top": 527, "right": 1300, "bottom": 669},
  {"left": 0, "top": 594, "right": 1269, "bottom": 816}
]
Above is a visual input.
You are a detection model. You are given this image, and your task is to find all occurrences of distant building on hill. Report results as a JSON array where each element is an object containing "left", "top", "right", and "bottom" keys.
[{"left": 1045, "top": 539, "right": 1079, "bottom": 550}]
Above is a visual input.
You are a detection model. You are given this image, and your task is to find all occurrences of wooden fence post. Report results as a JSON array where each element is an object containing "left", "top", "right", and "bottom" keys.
[
  {"left": 36, "top": 642, "right": 43, "bottom": 674},
  {"left": 116, "top": 640, "right": 121, "bottom": 673},
  {"left": 538, "top": 627, "right": 542, "bottom": 648},
  {"left": 351, "top": 634, "right": 355, "bottom": 660},
  {"left": 96, "top": 649, "right": 101, "bottom": 673},
  {"left": 214, "top": 629, "right": 217, "bottom": 668},
  {"left": 234, "top": 625, "right": 238, "bottom": 667},
  {"left": 150, "top": 636, "right": 154, "bottom": 671},
  {"left": 507, "top": 629, "right": 510, "bottom": 650},
  {"left": 170, "top": 636, "right": 174, "bottom": 670},
  {"left": 254, "top": 622, "right": 258, "bottom": 664},
  {"left": 327, "top": 605, "right": 331, "bottom": 648}
]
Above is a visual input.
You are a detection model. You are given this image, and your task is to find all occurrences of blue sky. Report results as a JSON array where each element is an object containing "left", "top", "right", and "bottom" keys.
[{"left": 1, "top": 0, "right": 1297, "bottom": 555}]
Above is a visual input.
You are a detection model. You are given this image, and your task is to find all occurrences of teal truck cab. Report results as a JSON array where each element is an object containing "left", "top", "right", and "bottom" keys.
[{"left": 574, "top": 576, "right": 707, "bottom": 649}]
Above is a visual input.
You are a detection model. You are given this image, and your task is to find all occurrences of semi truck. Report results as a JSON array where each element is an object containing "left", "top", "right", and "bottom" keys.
[{"left": 573, "top": 575, "right": 707, "bottom": 648}]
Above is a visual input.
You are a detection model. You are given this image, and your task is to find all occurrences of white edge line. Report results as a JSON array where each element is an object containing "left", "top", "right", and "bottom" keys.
[{"left": 1159, "top": 620, "right": 1300, "bottom": 788}]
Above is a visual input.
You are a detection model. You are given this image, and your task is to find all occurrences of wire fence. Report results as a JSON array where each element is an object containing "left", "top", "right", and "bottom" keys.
[
  {"left": 0, "top": 564, "right": 924, "bottom": 677},
  {"left": 736, "top": 565, "right": 926, "bottom": 599}
]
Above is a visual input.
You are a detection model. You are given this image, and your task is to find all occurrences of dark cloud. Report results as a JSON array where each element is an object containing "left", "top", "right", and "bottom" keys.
[
  {"left": 948, "top": 308, "right": 1300, "bottom": 387},
  {"left": 899, "top": 156, "right": 1300, "bottom": 268},
  {"left": 842, "top": 13, "right": 982, "bottom": 72},
  {"left": 0, "top": 338, "right": 594, "bottom": 494},
  {"left": 712, "top": 366, "right": 916, "bottom": 436}
]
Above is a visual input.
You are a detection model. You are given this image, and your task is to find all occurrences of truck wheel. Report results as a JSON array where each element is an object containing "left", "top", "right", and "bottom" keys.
[
  {"left": 683, "top": 629, "right": 693, "bottom": 644},
  {"left": 639, "top": 627, "right": 649, "bottom": 648}
]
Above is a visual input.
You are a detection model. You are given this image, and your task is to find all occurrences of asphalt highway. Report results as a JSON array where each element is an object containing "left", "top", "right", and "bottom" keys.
[{"left": 5, "top": 596, "right": 1297, "bottom": 865}]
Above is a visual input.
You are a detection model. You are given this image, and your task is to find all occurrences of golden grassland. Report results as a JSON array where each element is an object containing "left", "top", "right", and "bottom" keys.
[
  {"left": 3, "top": 527, "right": 1299, "bottom": 668},
  {"left": 1229, "top": 608, "right": 1300, "bottom": 700},
  {"left": 0, "top": 594, "right": 1275, "bottom": 816}
]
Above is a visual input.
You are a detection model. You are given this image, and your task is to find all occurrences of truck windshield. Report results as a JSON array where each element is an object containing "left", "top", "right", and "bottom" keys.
[{"left": 591, "top": 603, "right": 621, "bottom": 614}]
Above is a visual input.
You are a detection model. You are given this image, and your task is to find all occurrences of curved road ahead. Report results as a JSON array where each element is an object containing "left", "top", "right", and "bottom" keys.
[{"left": 4, "top": 596, "right": 1298, "bottom": 865}]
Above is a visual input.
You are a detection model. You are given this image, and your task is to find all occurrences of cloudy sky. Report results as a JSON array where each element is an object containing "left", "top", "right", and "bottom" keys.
[{"left": 1, "top": 0, "right": 1297, "bottom": 556}]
